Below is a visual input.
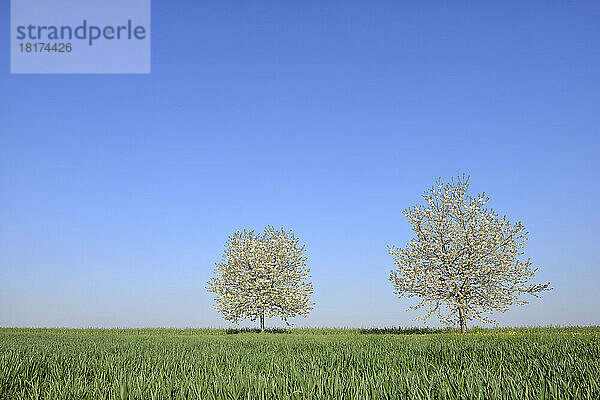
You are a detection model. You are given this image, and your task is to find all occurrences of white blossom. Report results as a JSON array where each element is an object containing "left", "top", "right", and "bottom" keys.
[
  {"left": 207, "top": 226, "right": 313, "bottom": 332},
  {"left": 389, "top": 174, "right": 551, "bottom": 332}
]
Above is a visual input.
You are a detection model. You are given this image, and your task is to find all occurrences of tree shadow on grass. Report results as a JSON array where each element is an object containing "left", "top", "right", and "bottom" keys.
[
  {"left": 225, "top": 328, "right": 289, "bottom": 334},
  {"left": 358, "top": 327, "right": 452, "bottom": 335},
  {"left": 224, "top": 327, "right": 453, "bottom": 335}
]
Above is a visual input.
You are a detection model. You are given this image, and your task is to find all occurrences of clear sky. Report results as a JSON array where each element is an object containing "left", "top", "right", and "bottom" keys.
[{"left": 1, "top": 1, "right": 599, "bottom": 328}]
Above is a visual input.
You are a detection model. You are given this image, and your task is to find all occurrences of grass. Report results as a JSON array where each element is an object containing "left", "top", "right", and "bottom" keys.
[{"left": 1, "top": 327, "right": 599, "bottom": 399}]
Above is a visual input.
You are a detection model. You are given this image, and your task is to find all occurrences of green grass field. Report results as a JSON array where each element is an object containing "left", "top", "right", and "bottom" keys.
[{"left": 1, "top": 327, "right": 599, "bottom": 399}]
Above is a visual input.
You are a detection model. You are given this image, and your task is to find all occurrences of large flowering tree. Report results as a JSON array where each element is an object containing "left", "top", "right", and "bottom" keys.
[
  {"left": 207, "top": 226, "right": 313, "bottom": 332},
  {"left": 389, "top": 175, "right": 551, "bottom": 332}
]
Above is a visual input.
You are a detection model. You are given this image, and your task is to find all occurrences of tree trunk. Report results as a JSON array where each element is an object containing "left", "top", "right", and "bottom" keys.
[
  {"left": 458, "top": 305, "right": 467, "bottom": 333},
  {"left": 260, "top": 311, "right": 265, "bottom": 333}
]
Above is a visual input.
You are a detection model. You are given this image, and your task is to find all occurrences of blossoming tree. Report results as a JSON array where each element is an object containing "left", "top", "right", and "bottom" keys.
[
  {"left": 389, "top": 175, "right": 551, "bottom": 333},
  {"left": 207, "top": 226, "right": 313, "bottom": 332}
]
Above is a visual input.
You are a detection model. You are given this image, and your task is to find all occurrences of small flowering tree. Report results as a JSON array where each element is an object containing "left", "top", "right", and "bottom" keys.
[
  {"left": 389, "top": 175, "right": 551, "bottom": 333},
  {"left": 207, "top": 226, "right": 313, "bottom": 332}
]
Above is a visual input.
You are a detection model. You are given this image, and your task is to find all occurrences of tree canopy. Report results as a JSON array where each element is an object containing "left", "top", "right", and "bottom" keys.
[
  {"left": 389, "top": 175, "right": 551, "bottom": 332},
  {"left": 207, "top": 226, "right": 313, "bottom": 332}
]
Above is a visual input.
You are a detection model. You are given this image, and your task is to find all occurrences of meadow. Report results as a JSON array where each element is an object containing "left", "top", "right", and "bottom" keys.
[{"left": 1, "top": 327, "right": 599, "bottom": 399}]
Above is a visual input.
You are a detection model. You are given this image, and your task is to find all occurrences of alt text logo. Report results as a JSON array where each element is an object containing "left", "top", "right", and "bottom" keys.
[
  {"left": 16, "top": 20, "right": 147, "bottom": 46},
  {"left": 11, "top": 0, "right": 151, "bottom": 73}
]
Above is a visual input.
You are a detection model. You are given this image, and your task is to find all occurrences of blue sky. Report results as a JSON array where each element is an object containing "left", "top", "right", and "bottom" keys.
[{"left": 1, "top": 1, "right": 599, "bottom": 328}]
